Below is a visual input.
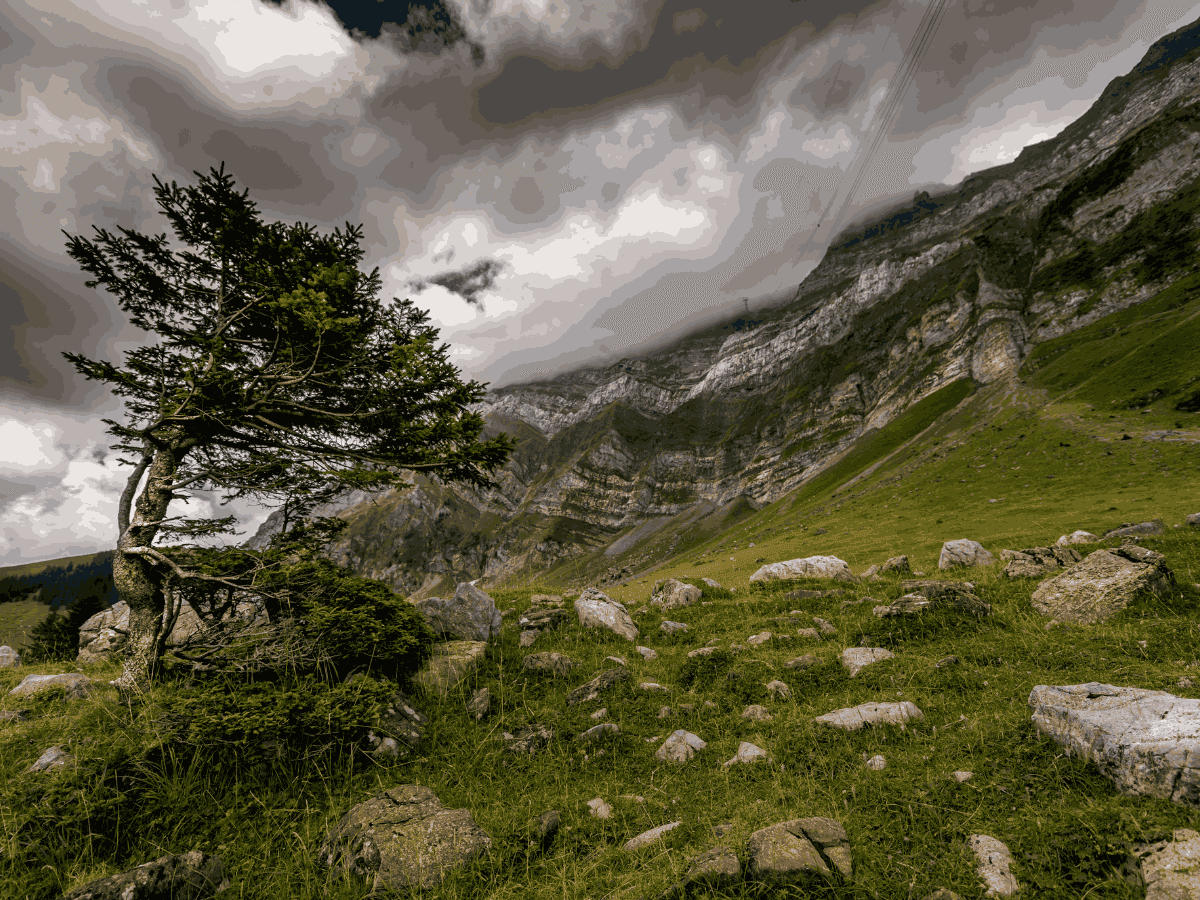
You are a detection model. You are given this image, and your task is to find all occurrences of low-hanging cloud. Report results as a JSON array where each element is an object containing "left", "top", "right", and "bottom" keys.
[{"left": 409, "top": 257, "right": 506, "bottom": 307}]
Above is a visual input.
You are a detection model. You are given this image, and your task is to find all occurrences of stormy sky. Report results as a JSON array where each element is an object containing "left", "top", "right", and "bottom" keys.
[{"left": 2, "top": 0, "right": 1197, "bottom": 566}]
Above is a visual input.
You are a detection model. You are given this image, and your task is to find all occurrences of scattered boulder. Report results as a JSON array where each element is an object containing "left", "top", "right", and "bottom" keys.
[
  {"left": 900, "top": 580, "right": 991, "bottom": 616},
  {"left": 840, "top": 648, "right": 893, "bottom": 677},
  {"left": 504, "top": 724, "right": 554, "bottom": 755},
  {"left": 519, "top": 630, "right": 539, "bottom": 647},
  {"left": 1031, "top": 545, "right": 1175, "bottom": 625},
  {"left": 641, "top": 682, "right": 669, "bottom": 693},
  {"left": 529, "top": 810, "right": 560, "bottom": 851},
  {"left": 624, "top": 821, "right": 681, "bottom": 852},
  {"left": 658, "top": 846, "right": 741, "bottom": 898},
  {"left": 587, "top": 798, "right": 612, "bottom": 819},
  {"left": 656, "top": 730, "right": 706, "bottom": 763},
  {"left": 577, "top": 723, "right": 619, "bottom": 743},
  {"left": 766, "top": 680, "right": 791, "bottom": 699},
  {"left": 688, "top": 647, "right": 716, "bottom": 658},
  {"left": 566, "top": 668, "right": 630, "bottom": 706},
  {"left": 415, "top": 641, "right": 487, "bottom": 697},
  {"left": 530, "top": 593, "right": 564, "bottom": 608},
  {"left": 523, "top": 652, "right": 578, "bottom": 677},
  {"left": 861, "top": 565, "right": 880, "bottom": 579},
  {"left": 518, "top": 607, "right": 568, "bottom": 631},
  {"left": 967, "top": 834, "right": 1019, "bottom": 897},
  {"left": 745, "top": 817, "right": 852, "bottom": 885},
  {"left": 880, "top": 555, "right": 911, "bottom": 574},
  {"left": 651, "top": 579, "right": 702, "bottom": 611},
  {"left": 9, "top": 673, "right": 93, "bottom": 700},
  {"left": 936, "top": 655, "right": 961, "bottom": 668},
  {"left": 1187, "top": 513, "right": 1200, "bottom": 529},
  {"left": 865, "top": 754, "right": 886, "bottom": 770},
  {"left": 814, "top": 701, "right": 924, "bottom": 731},
  {"left": 605, "top": 656, "right": 627, "bottom": 666},
  {"left": 938, "top": 539, "right": 996, "bottom": 570},
  {"left": 950, "top": 771, "right": 973, "bottom": 783},
  {"left": 701, "top": 578, "right": 724, "bottom": 590},
  {"left": 318, "top": 785, "right": 491, "bottom": 892},
  {"left": 61, "top": 850, "right": 228, "bottom": 900},
  {"left": 1002, "top": 546, "right": 1082, "bottom": 578},
  {"left": 813, "top": 617, "right": 836, "bottom": 635},
  {"left": 574, "top": 589, "right": 638, "bottom": 641},
  {"left": 77, "top": 602, "right": 131, "bottom": 664},
  {"left": 750, "top": 556, "right": 856, "bottom": 584},
  {"left": 1029, "top": 683, "right": 1200, "bottom": 806},
  {"left": 1104, "top": 520, "right": 1166, "bottom": 539},
  {"left": 465, "top": 688, "right": 490, "bottom": 721},
  {"left": 0, "top": 645, "right": 19, "bottom": 667},
  {"left": 637, "top": 646, "right": 658, "bottom": 660},
  {"left": 724, "top": 742, "right": 770, "bottom": 767},
  {"left": 1132, "top": 827, "right": 1200, "bottom": 900},
  {"left": 1057, "top": 530, "right": 1100, "bottom": 546},
  {"left": 414, "top": 583, "right": 503, "bottom": 642},
  {"left": 741, "top": 704, "right": 773, "bottom": 722},
  {"left": 747, "top": 631, "right": 772, "bottom": 647},
  {"left": 591, "top": 707, "right": 608, "bottom": 720},
  {"left": 660, "top": 620, "right": 689, "bottom": 635},
  {"left": 30, "top": 745, "right": 72, "bottom": 773},
  {"left": 796, "top": 628, "right": 820, "bottom": 640}
]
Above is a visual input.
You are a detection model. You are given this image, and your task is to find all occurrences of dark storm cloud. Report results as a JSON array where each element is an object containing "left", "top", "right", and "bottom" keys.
[{"left": 410, "top": 258, "right": 505, "bottom": 307}]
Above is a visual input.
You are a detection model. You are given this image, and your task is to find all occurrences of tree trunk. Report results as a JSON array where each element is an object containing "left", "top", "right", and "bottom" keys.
[{"left": 111, "top": 446, "right": 183, "bottom": 693}]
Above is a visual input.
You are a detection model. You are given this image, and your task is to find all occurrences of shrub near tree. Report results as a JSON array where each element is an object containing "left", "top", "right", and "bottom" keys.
[{"left": 62, "top": 164, "right": 514, "bottom": 691}]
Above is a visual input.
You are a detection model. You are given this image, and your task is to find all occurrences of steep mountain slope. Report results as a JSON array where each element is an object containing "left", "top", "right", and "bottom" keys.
[{"left": 259, "top": 16, "right": 1200, "bottom": 598}]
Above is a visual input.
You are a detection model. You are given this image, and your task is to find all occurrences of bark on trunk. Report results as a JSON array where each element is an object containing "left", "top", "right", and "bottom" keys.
[{"left": 112, "top": 445, "right": 184, "bottom": 693}]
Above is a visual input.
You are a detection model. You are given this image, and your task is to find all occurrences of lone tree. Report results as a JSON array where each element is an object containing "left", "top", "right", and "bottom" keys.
[{"left": 64, "top": 165, "right": 513, "bottom": 691}]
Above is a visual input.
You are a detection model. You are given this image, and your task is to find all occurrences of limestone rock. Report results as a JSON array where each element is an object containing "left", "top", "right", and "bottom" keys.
[
  {"left": 637, "top": 646, "right": 658, "bottom": 660},
  {"left": 587, "top": 797, "right": 612, "bottom": 819},
  {"left": 938, "top": 539, "right": 996, "bottom": 570},
  {"left": 880, "top": 555, "right": 911, "bottom": 574},
  {"left": 1029, "top": 683, "right": 1200, "bottom": 806},
  {"left": 523, "top": 652, "right": 578, "bottom": 677},
  {"left": 920, "top": 890, "right": 963, "bottom": 900},
  {"left": 624, "top": 821, "right": 681, "bottom": 851},
  {"left": 745, "top": 817, "right": 852, "bottom": 885},
  {"left": 899, "top": 580, "right": 991, "bottom": 616},
  {"left": 0, "top": 645, "right": 19, "bottom": 667},
  {"left": 656, "top": 730, "right": 706, "bottom": 763},
  {"left": 1, "top": 709, "right": 28, "bottom": 723},
  {"left": 318, "top": 785, "right": 490, "bottom": 892},
  {"left": 1134, "top": 827, "right": 1200, "bottom": 900},
  {"left": 415, "top": 641, "right": 487, "bottom": 697},
  {"left": 815, "top": 701, "right": 924, "bottom": 731},
  {"left": 504, "top": 724, "right": 554, "bottom": 755},
  {"left": 785, "top": 655, "right": 819, "bottom": 670},
  {"left": 865, "top": 754, "right": 886, "bottom": 770},
  {"left": 651, "top": 579, "right": 702, "bottom": 611},
  {"left": 1104, "top": 520, "right": 1166, "bottom": 538},
  {"left": 1031, "top": 546, "right": 1175, "bottom": 624},
  {"left": 9, "top": 673, "right": 93, "bottom": 700},
  {"left": 741, "top": 704, "right": 773, "bottom": 722},
  {"left": 77, "top": 601, "right": 130, "bottom": 664},
  {"left": 950, "top": 771, "right": 973, "bottom": 782},
  {"left": 529, "top": 810, "right": 560, "bottom": 851},
  {"left": 724, "top": 742, "right": 770, "bottom": 766},
  {"left": 750, "top": 556, "right": 856, "bottom": 584},
  {"left": 466, "top": 688, "right": 490, "bottom": 721},
  {"left": 577, "top": 723, "right": 619, "bottom": 742},
  {"left": 61, "top": 850, "right": 229, "bottom": 900},
  {"left": 1057, "top": 530, "right": 1101, "bottom": 546},
  {"left": 641, "top": 682, "right": 669, "bottom": 693},
  {"left": 519, "top": 630, "right": 539, "bottom": 647},
  {"left": 841, "top": 648, "right": 893, "bottom": 677},
  {"left": 874, "top": 593, "right": 931, "bottom": 617},
  {"left": 530, "top": 593, "right": 564, "bottom": 608},
  {"left": 967, "top": 834, "right": 1019, "bottom": 896},
  {"left": 796, "top": 628, "right": 820, "bottom": 639},
  {"left": 30, "top": 745, "right": 72, "bottom": 773},
  {"left": 574, "top": 589, "right": 638, "bottom": 641},
  {"left": 566, "top": 668, "right": 630, "bottom": 706},
  {"left": 604, "top": 655, "right": 627, "bottom": 666},
  {"left": 660, "top": 620, "right": 689, "bottom": 635},
  {"left": 766, "top": 680, "right": 791, "bottom": 699},
  {"left": 1187, "top": 513, "right": 1200, "bottom": 529},
  {"left": 813, "top": 617, "right": 836, "bottom": 635},
  {"left": 701, "top": 578, "right": 724, "bottom": 590},
  {"left": 368, "top": 690, "right": 428, "bottom": 756},
  {"left": 688, "top": 646, "right": 716, "bottom": 658},
  {"left": 518, "top": 607, "right": 568, "bottom": 631},
  {"left": 665, "top": 846, "right": 741, "bottom": 896},
  {"left": 414, "top": 583, "right": 503, "bottom": 642},
  {"left": 1002, "top": 545, "right": 1082, "bottom": 578},
  {"left": 592, "top": 707, "right": 608, "bottom": 720},
  {"left": 747, "top": 631, "right": 772, "bottom": 647}
]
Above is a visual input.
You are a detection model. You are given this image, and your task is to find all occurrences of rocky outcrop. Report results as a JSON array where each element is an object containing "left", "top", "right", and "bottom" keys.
[
  {"left": 651, "top": 579, "right": 701, "bottom": 610},
  {"left": 1031, "top": 544, "right": 1175, "bottom": 624},
  {"left": 60, "top": 850, "right": 229, "bottom": 900},
  {"left": 749, "top": 556, "right": 855, "bottom": 583},
  {"left": 318, "top": 785, "right": 491, "bottom": 892},
  {"left": 1029, "top": 683, "right": 1200, "bottom": 806},
  {"left": 523, "top": 652, "right": 578, "bottom": 677},
  {"left": 1002, "top": 546, "right": 1082, "bottom": 578},
  {"left": 876, "top": 580, "right": 991, "bottom": 617},
  {"left": 745, "top": 818, "right": 852, "bottom": 885}
]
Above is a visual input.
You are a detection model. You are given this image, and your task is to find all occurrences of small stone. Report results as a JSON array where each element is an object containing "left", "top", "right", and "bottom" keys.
[
  {"left": 605, "top": 655, "right": 627, "bottom": 666},
  {"left": 785, "top": 655, "right": 819, "bottom": 670},
  {"left": 688, "top": 646, "right": 716, "bottom": 658},
  {"left": 724, "top": 741, "right": 771, "bottom": 766},
  {"left": 0, "top": 709, "right": 29, "bottom": 723},
  {"left": 0, "top": 646, "right": 20, "bottom": 668},
  {"left": 658, "top": 706, "right": 672, "bottom": 718},
  {"left": 796, "top": 628, "right": 820, "bottom": 639},
  {"left": 9, "top": 673, "right": 93, "bottom": 700},
  {"left": 661, "top": 620, "right": 689, "bottom": 635},
  {"left": 921, "top": 890, "right": 964, "bottom": 900},
  {"left": 935, "top": 655, "right": 961, "bottom": 668},
  {"left": 465, "top": 687, "right": 490, "bottom": 721},
  {"left": 951, "top": 771, "right": 973, "bottom": 782},
  {"left": 747, "top": 631, "right": 772, "bottom": 646},
  {"left": 865, "top": 754, "right": 886, "bottom": 770},
  {"left": 590, "top": 707, "right": 608, "bottom": 720},
  {"left": 656, "top": 729, "right": 706, "bottom": 763},
  {"left": 505, "top": 724, "right": 554, "bottom": 755},
  {"left": 841, "top": 647, "right": 894, "bottom": 677},
  {"left": 587, "top": 798, "right": 612, "bottom": 819},
  {"left": 812, "top": 617, "right": 836, "bottom": 635},
  {"left": 968, "top": 834, "right": 1019, "bottom": 896},
  {"left": 766, "top": 680, "right": 791, "bottom": 699},
  {"left": 637, "top": 646, "right": 658, "bottom": 660},
  {"left": 741, "top": 704, "right": 773, "bottom": 722},
  {"left": 814, "top": 701, "right": 924, "bottom": 731},
  {"left": 566, "top": 668, "right": 630, "bottom": 706},
  {"left": 624, "top": 821, "right": 681, "bottom": 851},
  {"left": 577, "top": 723, "right": 619, "bottom": 742},
  {"left": 30, "top": 745, "right": 72, "bottom": 772},
  {"left": 519, "top": 629, "right": 539, "bottom": 647},
  {"left": 523, "top": 652, "right": 579, "bottom": 677},
  {"left": 641, "top": 682, "right": 669, "bottom": 693}
]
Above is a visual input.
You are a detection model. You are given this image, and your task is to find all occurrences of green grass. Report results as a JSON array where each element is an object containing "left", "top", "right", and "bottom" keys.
[{"left": 0, "top": 601, "right": 60, "bottom": 651}]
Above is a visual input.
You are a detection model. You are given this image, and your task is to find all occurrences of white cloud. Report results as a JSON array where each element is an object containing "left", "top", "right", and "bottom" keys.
[
  {"left": 800, "top": 124, "right": 856, "bottom": 162},
  {"left": 0, "top": 420, "right": 62, "bottom": 471},
  {"left": 744, "top": 109, "right": 786, "bottom": 163}
]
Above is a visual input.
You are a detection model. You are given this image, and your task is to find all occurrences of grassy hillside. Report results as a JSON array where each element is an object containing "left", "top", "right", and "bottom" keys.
[{"left": 0, "top": 600, "right": 61, "bottom": 651}]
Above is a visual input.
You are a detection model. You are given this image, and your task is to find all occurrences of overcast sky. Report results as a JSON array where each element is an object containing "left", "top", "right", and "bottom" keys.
[{"left": 2, "top": 0, "right": 1198, "bottom": 567}]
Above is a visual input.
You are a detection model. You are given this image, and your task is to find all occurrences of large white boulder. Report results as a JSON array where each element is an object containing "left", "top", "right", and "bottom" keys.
[
  {"left": 1031, "top": 545, "right": 1174, "bottom": 625},
  {"left": 574, "top": 588, "right": 638, "bottom": 641},
  {"left": 1029, "top": 683, "right": 1200, "bottom": 806},
  {"left": 414, "top": 583, "right": 503, "bottom": 642},
  {"left": 938, "top": 539, "right": 996, "bottom": 570},
  {"left": 749, "top": 556, "right": 855, "bottom": 584}
]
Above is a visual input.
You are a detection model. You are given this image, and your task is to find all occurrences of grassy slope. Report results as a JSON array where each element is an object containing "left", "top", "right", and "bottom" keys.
[
  {"left": 0, "top": 601, "right": 60, "bottom": 651},
  {"left": 2, "top": 283, "right": 1199, "bottom": 900}
]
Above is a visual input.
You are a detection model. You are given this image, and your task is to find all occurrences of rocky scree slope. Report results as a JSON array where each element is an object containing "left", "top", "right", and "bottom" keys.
[{"left": 252, "top": 18, "right": 1200, "bottom": 597}]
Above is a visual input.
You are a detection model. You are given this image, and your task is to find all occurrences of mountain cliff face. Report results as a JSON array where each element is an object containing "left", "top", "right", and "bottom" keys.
[{"left": 254, "top": 17, "right": 1200, "bottom": 598}]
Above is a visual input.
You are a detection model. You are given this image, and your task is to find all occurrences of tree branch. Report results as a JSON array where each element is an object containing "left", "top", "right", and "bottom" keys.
[{"left": 118, "top": 452, "right": 153, "bottom": 539}]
